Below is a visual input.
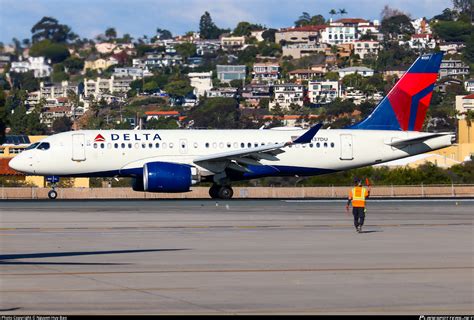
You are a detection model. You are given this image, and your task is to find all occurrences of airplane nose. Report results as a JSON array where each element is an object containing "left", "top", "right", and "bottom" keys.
[{"left": 8, "top": 155, "right": 30, "bottom": 173}]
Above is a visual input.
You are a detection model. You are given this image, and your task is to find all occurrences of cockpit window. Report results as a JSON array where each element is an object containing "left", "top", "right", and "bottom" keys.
[
  {"left": 25, "top": 142, "right": 40, "bottom": 150},
  {"left": 37, "top": 142, "right": 50, "bottom": 150}
]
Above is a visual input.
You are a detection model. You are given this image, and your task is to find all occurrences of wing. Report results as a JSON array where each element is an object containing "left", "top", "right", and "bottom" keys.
[{"left": 193, "top": 123, "right": 322, "bottom": 173}]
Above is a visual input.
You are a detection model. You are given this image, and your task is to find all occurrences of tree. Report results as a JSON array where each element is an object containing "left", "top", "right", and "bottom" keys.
[
  {"left": 233, "top": 22, "right": 262, "bottom": 37},
  {"left": 164, "top": 79, "right": 193, "bottom": 97},
  {"left": 329, "top": 9, "right": 337, "bottom": 20},
  {"left": 452, "top": 0, "right": 472, "bottom": 14},
  {"left": 261, "top": 29, "right": 277, "bottom": 42},
  {"left": 338, "top": 8, "right": 347, "bottom": 18},
  {"left": 29, "top": 39, "right": 70, "bottom": 63},
  {"left": 432, "top": 20, "right": 473, "bottom": 42},
  {"left": 433, "top": 8, "right": 458, "bottom": 21},
  {"left": 381, "top": 14, "right": 415, "bottom": 39},
  {"left": 31, "top": 16, "right": 76, "bottom": 43},
  {"left": 9, "top": 71, "right": 40, "bottom": 91},
  {"left": 8, "top": 104, "right": 47, "bottom": 135},
  {"left": 63, "top": 56, "right": 84, "bottom": 73},
  {"left": 295, "top": 12, "right": 311, "bottom": 27},
  {"left": 380, "top": 5, "right": 406, "bottom": 20},
  {"left": 156, "top": 28, "right": 173, "bottom": 40},
  {"left": 52, "top": 116, "right": 72, "bottom": 133},
  {"left": 175, "top": 42, "right": 197, "bottom": 59},
  {"left": 105, "top": 27, "right": 117, "bottom": 41},
  {"left": 199, "top": 11, "right": 229, "bottom": 39},
  {"left": 188, "top": 97, "right": 240, "bottom": 128},
  {"left": 145, "top": 118, "right": 179, "bottom": 129}
]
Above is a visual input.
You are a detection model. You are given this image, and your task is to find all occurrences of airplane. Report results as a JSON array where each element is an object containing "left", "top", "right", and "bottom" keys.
[{"left": 9, "top": 52, "right": 455, "bottom": 200}]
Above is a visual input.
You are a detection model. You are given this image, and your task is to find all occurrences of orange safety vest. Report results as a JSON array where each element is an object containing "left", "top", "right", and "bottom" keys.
[{"left": 350, "top": 186, "right": 368, "bottom": 208}]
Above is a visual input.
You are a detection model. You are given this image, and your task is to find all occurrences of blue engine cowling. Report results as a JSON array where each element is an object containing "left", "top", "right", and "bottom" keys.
[{"left": 141, "top": 162, "right": 192, "bottom": 193}]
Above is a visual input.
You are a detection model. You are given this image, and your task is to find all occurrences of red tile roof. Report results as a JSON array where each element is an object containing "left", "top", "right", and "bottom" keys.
[
  {"left": 334, "top": 18, "right": 368, "bottom": 24},
  {"left": 0, "top": 158, "right": 23, "bottom": 176},
  {"left": 463, "top": 94, "right": 474, "bottom": 99},
  {"left": 281, "top": 25, "right": 327, "bottom": 32}
]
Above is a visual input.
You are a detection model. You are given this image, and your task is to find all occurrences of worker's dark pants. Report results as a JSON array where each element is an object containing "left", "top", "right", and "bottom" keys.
[{"left": 352, "top": 207, "right": 365, "bottom": 228}]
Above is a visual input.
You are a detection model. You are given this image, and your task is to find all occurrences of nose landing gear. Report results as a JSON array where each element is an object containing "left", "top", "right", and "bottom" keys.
[{"left": 46, "top": 176, "right": 60, "bottom": 200}]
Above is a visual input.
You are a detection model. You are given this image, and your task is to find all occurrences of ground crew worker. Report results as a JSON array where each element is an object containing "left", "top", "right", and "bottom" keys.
[{"left": 346, "top": 178, "right": 370, "bottom": 233}]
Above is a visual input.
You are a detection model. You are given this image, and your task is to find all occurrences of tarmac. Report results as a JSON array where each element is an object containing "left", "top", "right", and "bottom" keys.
[{"left": 0, "top": 199, "right": 472, "bottom": 314}]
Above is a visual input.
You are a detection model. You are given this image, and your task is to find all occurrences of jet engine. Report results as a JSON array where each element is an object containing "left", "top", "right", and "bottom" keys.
[{"left": 132, "top": 162, "right": 197, "bottom": 193}]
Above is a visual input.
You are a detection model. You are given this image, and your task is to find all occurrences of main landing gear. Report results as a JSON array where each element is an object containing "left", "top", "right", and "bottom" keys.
[{"left": 209, "top": 184, "right": 234, "bottom": 199}]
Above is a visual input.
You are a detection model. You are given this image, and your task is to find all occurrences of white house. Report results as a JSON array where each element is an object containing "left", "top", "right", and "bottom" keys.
[
  {"left": 338, "top": 66, "right": 374, "bottom": 78},
  {"left": 269, "top": 84, "right": 305, "bottom": 110},
  {"left": 10, "top": 57, "right": 52, "bottom": 78},
  {"left": 465, "top": 79, "right": 474, "bottom": 93},
  {"left": 113, "top": 67, "right": 152, "bottom": 78},
  {"left": 399, "top": 34, "right": 436, "bottom": 50},
  {"left": 354, "top": 40, "right": 380, "bottom": 59},
  {"left": 308, "top": 80, "right": 341, "bottom": 105},
  {"left": 252, "top": 63, "right": 280, "bottom": 84},
  {"left": 188, "top": 71, "right": 213, "bottom": 97},
  {"left": 455, "top": 94, "right": 474, "bottom": 115}
]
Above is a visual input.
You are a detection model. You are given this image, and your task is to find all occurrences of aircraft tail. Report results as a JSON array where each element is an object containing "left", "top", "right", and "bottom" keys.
[{"left": 350, "top": 52, "right": 443, "bottom": 131}]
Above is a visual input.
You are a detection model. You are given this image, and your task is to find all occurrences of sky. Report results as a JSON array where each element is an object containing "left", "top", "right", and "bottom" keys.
[{"left": 0, "top": 0, "right": 453, "bottom": 44}]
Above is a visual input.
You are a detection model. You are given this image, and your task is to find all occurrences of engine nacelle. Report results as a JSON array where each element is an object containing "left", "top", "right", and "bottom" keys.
[{"left": 138, "top": 161, "right": 193, "bottom": 193}]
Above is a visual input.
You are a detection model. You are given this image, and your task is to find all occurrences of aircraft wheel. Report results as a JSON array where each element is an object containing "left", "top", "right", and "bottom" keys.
[
  {"left": 209, "top": 185, "right": 220, "bottom": 199},
  {"left": 218, "top": 186, "right": 233, "bottom": 199},
  {"left": 48, "top": 190, "right": 58, "bottom": 200}
]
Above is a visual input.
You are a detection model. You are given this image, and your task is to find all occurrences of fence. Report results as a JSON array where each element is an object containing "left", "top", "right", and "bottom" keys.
[{"left": 1, "top": 185, "right": 473, "bottom": 200}]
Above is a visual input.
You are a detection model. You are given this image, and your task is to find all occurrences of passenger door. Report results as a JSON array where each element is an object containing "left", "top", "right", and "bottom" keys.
[
  {"left": 72, "top": 134, "right": 86, "bottom": 161},
  {"left": 340, "top": 134, "right": 353, "bottom": 160}
]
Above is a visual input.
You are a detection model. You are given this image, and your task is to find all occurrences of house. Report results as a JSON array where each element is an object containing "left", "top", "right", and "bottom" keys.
[
  {"left": 84, "top": 57, "right": 118, "bottom": 71},
  {"left": 250, "top": 30, "right": 265, "bottom": 42},
  {"left": 411, "top": 17, "right": 431, "bottom": 35},
  {"left": 95, "top": 42, "right": 135, "bottom": 55},
  {"left": 282, "top": 43, "right": 327, "bottom": 59},
  {"left": 113, "top": 67, "right": 152, "bottom": 78},
  {"left": 439, "top": 59, "right": 470, "bottom": 79},
  {"left": 439, "top": 42, "right": 465, "bottom": 55},
  {"left": 188, "top": 71, "right": 213, "bottom": 97},
  {"left": 308, "top": 80, "right": 341, "bottom": 105},
  {"left": 262, "top": 115, "right": 319, "bottom": 128},
  {"left": 288, "top": 68, "right": 326, "bottom": 83},
  {"left": 321, "top": 22, "right": 358, "bottom": 45},
  {"left": 241, "top": 84, "right": 272, "bottom": 107},
  {"left": 38, "top": 81, "right": 80, "bottom": 101},
  {"left": 220, "top": 36, "right": 246, "bottom": 50},
  {"left": 383, "top": 66, "right": 408, "bottom": 80},
  {"left": 142, "top": 53, "right": 183, "bottom": 68},
  {"left": 207, "top": 87, "right": 239, "bottom": 98},
  {"left": 216, "top": 65, "right": 246, "bottom": 84},
  {"left": 252, "top": 63, "right": 280, "bottom": 84},
  {"left": 194, "top": 40, "right": 221, "bottom": 56},
  {"left": 145, "top": 110, "right": 180, "bottom": 121},
  {"left": 354, "top": 40, "right": 380, "bottom": 59},
  {"left": 437, "top": 78, "right": 464, "bottom": 93},
  {"left": 399, "top": 34, "right": 436, "bottom": 50},
  {"left": 10, "top": 57, "right": 52, "bottom": 78},
  {"left": 275, "top": 25, "right": 326, "bottom": 45},
  {"left": 269, "top": 84, "right": 305, "bottom": 110},
  {"left": 83, "top": 76, "right": 135, "bottom": 100},
  {"left": 455, "top": 94, "right": 474, "bottom": 115},
  {"left": 338, "top": 66, "right": 374, "bottom": 78},
  {"left": 465, "top": 79, "right": 474, "bottom": 93},
  {"left": 186, "top": 56, "right": 203, "bottom": 68},
  {"left": 0, "top": 54, "right": 11, "bottom": 73},
  {"left": 40, "top": 106, "right": 73, "bottom": 127}
]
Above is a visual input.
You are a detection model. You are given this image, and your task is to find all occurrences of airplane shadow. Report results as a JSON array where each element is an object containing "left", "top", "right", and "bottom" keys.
[{"left": 0, "top": 249, "right": 189, "bottom": 266}]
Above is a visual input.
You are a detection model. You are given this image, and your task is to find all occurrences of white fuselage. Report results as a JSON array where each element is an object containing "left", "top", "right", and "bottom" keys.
[{"left": 10, "top": 128, "right": 454, "bottom": 180}]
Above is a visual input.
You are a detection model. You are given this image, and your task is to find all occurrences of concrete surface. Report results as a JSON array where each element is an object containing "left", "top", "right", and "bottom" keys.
[{"left": 0, "top": 199, "right": 473, "bottom": 314}]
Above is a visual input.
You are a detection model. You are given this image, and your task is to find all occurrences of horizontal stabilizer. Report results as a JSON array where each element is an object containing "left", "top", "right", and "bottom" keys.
[{"left": 386, "top": 133, "right": 453, "bottom": 147}]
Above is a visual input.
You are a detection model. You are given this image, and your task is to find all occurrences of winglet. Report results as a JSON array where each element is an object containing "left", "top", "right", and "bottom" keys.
[{"left": 292, "top": 123, "right": 323, "bottom": 144}]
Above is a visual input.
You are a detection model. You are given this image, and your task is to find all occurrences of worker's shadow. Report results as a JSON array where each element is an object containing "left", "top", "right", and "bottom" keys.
[
  {"left": 0, "top": 248, "right": 189, "bottom": 265},
  {"left": 359, "top": 230, "right": 382, "bottom": 234}
]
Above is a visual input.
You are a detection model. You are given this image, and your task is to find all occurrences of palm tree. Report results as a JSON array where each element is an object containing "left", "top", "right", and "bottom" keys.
[
  {"left": 295, "top": 12, "right": 311, "bottom": 27},
  {"left": 338, "top": 8, "right": 347, "bottom": 18},
  {"left": 329, "top": 9, "right": 337, "bottom": 21},
  {"left": 465, "top": 110, "right": 474, "bottom": 143}
]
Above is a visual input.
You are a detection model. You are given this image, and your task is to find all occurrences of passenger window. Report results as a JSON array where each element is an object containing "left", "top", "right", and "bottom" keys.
[
  {"left": 121, "top": 143, "right": 125, "bottom": 148},
  {"left": 169, "top": 143, "right": 174, "bottom": 148},
  {"left": 310, "top": 143, "right": 313, "bottom": 148},
  {"left": 114, "top": 143, "right": 119, "bottom": 149},
  {"left": 233, "top": 142, "right": 238, "bottom": 148},
  {"left": 324, "top": 142, "right": 328, "bottom": 148},
  {"left": 247, "top": 143, "right": 251, "bottom": 148},
  {"left": 128, "top": 143, "right": 132, "bottom": 149},
  {"left": 149, "top": 143, "right": 153, "bottom": 148},
  {"left": 212, "top": 142, "right": 217, "bottom": 148},
  {"left": 100, "top": 143, "right": 105, "bottom": 149},
  {"left": 93, "top": 143, "right": 98, "bottom": 149},
  {"left": 331, "top": 142, "right": 335, "bottom": 148},
  {"left": 107, "top": 143, "right": 112, "bottom": 149},
  {"left": 163, "top": 143, "right": 167, "bottom": 149},
  {"left": 227, "top": 142, "right": 231, "bottom": 148},
  {"left": 316, "top": 143, "right": 320, "bottom": 148},
  {"left": 241, "top": 143, "right": 245, "bottom": 148},
  {"left": 205, "top": 143, "right": 209, "bottom": 148},
  {"left": 194, "top": 142, "right": 198, "bottom": 148},
  {"left": 142, "top": 143, "right": 146, "bottom": 149},
  {"left": 219, "top": 142, "right": 224, "bottom": 148},
  {"left": 155, "top": 143, "right": 160, "bottom": 148}
]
